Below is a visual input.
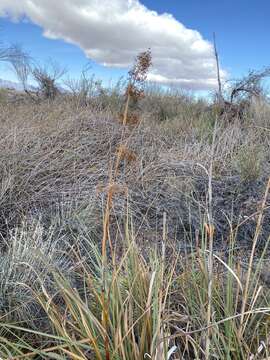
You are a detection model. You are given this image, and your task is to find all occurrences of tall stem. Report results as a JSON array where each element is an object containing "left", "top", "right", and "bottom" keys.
[
  {"left": 205, "top": 120, "right": 217, "bottom": 359},
  {"left": 213, "top": 32, "right": 223, "bottom": 103},
  {"left": 123, "top": 90, "right": 131, "bottom": 126}
]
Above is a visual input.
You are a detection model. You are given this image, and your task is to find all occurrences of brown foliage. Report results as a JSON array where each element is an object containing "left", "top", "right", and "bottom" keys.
[
  {"left": 117, "top": 144, "right": 137, "bottom": 164},
  {"left": 128, "top": 49, "right": 152, "bottom": 93},
  {"left": 118, "top": 112, "right": 140, "bottom": 125},
  {"left": 120, "top": 49, "right": 152, "bottom": 125}
]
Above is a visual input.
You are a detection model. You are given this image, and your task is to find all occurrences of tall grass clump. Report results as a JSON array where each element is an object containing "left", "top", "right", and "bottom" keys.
[
  {"left": 236, "top": 142, "right": 264, "bottom": 181},
  {"left": 0, "top": 221, "right": 176, "bottom": 359},
  {"left": 1, "top": 204, "right": 270, "bottom": 359}
]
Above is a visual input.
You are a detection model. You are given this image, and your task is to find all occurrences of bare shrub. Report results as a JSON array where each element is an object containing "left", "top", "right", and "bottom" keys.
[
  {"left": 64, "top": 64, "right": 101, "bottom": 107},
  {"left": 211, "top": 67, "right": 270, "bottom": 122},
  {"left": 32, "top": 61, "right": 66, "bottom": 100},
  {"left": 229, "top": 67, "right": 270, "bottom": 104},
  {"left": 0, "top": 43, "right": 27, "bottom": 64},
  {"left": 9, "top": 46, "right": 32, "bottom": 91}
]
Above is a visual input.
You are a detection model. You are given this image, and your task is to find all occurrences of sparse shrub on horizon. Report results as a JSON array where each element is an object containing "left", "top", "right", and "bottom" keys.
[
  {"left": 0, "top": 88, "right": 8, "bottom": 103},
  {"left": 142, "top": 84, "right": 202, "bottom": 123},
  {"left": 212, "top": 66, "right": 270, "bottom": 122},
  {"left": 64, "top": 65, "right": 102, "bottom": 108},
  {"left": 32, "top": 61, "right": 66, "bottom": 100}
]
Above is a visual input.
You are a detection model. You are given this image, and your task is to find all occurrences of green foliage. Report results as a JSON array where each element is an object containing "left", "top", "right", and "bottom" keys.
[
  {"left": 1, "top": 219, "right": 270, "bottom": 359},
  {"left": 236, "top": 143, "right": 264, "bottom": 181},
  {"left": 196, "top": 112, "right": 217, "bottom": 142},
  {"left": 0, "top": 88, "right": 8, "bottom": 103}
]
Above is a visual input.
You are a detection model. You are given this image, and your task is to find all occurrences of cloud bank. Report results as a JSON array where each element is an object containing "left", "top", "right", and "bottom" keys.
[{"left": 0, "top": 0, "right": 226, "bottom": 90}]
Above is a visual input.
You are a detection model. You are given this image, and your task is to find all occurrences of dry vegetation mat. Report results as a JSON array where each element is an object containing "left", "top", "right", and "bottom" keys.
[
  {"left": 0, "top": 100, "right": 269, "bottom": 247},
  {"left": 0, "top": 95, "right": 270, "bottom": 358}
]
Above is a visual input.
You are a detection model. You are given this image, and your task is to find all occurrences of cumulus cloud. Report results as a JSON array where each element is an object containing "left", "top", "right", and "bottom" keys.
[{"left": 0, "top": 0, "right": 226, "bottom": 90}]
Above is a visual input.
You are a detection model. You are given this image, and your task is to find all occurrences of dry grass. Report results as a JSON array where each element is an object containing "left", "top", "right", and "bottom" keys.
[
  {"left": 0, "top": 97, "right": 269, "bottom": 242},
  {"left": 0, "top": 90, "right": 270, "bottom": 358},
  {"left": 1, "top": 214, "right": 270, "bottom": 359}
]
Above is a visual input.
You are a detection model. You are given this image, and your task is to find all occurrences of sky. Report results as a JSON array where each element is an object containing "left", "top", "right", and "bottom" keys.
[{"left": 0, "top": 0, "right": 269, "bottom": 92}]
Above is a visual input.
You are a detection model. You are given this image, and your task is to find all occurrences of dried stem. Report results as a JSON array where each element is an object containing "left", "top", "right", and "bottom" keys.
[
  {"left": 213, "top": 32, "right": 223, "bottom": 103},
  {"left": 205, "top": 119, "right": 218, "bottom": 359}
]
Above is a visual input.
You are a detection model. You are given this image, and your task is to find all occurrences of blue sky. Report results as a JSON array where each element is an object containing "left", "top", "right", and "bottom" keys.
[
  {"left": 0, "top": 0, "right": 269, "bottom": 90},
  {"left": 143, "top": 0, "right": 270, "bottom": 75},
  {"left": 0, "top": 17, "right": 124, "bottom": 84}
]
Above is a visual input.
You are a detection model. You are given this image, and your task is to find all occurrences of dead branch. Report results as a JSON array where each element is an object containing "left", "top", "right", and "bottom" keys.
[{"left": 213, "top": 33, "right": 223, "bottom": 103}]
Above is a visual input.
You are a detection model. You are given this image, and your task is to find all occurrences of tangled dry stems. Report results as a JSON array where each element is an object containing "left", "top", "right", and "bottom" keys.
[
  {"left": 0, "top": 93, "right": 270, "bottom": 358},
  {"left": 0, "top": 98, "right": 269, "bottom": 243}
]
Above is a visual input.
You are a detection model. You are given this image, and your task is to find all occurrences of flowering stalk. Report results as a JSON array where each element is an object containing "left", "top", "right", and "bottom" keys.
[{"left": 122, "top": 49, "right": 152, "bottom": 125}]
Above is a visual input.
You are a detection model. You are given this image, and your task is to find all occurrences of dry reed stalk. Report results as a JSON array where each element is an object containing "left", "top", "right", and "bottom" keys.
[
  {"left": 205, "top": 120, "right": 217, "bottom": 360},
  {"left": 213, "top": 32, "right": 223, "bottom": 103},
  {"left": 122, "top": 85, "right": 131, "bottom": 126},
  {"left": 100, "top": 50, "right": 152, "bottom": 360},
  {"left": 119, "top": 112, "right": 140, "bottom": 126},
  {"left": 120, "top": 49, "right": 152, "bottom": 126}
]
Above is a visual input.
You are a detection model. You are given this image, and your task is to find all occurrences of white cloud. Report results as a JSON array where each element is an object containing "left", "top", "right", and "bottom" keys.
[{"left": 0, "top": 0, "right": 226, "bottom": 90}]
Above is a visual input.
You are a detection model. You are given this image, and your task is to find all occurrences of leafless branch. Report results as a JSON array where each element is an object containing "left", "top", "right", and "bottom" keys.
[
  {"left": 230, "top": 67, "right": 270, "bottom": 103},
  {"left": 213, "top": 33, "right": 223, "bottom": 103},
  {"left": 32, "top": 60, "right": 67, "bottom": 100}
]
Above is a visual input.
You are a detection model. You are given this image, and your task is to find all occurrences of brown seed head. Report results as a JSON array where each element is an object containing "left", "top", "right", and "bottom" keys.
[{"left": 128, "top": 49, "right": 152, "bottom": 100}]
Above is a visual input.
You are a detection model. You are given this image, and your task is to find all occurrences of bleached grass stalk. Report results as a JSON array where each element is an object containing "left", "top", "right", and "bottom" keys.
[
  {"left": 100, "top": 51, "right": 152, "bottom": 359},
  {"left": 205, "top": 119, "right": 217, "bottom": 360},
  {"left": 122, "top": 89, "right": 131, "bottom": 126}
]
